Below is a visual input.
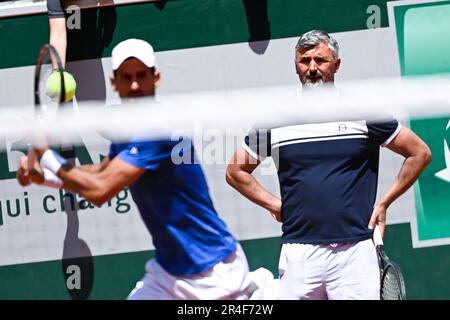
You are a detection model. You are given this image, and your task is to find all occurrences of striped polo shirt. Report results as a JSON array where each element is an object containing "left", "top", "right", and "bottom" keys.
[{"left": 243, "top": 119, "right": 401, "bottom": 244}]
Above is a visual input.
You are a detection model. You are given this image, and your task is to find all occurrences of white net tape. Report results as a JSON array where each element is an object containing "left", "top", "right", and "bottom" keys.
[{"left": 1, "top": 74, "right": 449, "bottom": 149}]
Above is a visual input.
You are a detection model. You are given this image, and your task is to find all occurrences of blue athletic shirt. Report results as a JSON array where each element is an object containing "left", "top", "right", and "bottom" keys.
[
  {"left": 243, "top": 119, "right": 401, "bottom": 244},
  {"left": 109, "top": 138, "right": 237, "bottom": 275}
]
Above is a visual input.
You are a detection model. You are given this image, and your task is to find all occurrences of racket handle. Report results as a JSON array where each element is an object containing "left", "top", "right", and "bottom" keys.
[
  {"left": 373, "top": 225, "right": 384, "bottom": 246},
  {"left": 27, "top": 147, "right": 37, "bottom": 172}
]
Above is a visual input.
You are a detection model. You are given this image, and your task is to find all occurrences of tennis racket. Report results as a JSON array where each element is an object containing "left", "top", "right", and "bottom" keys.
[
  {"left": 34, "top": 44, "right": 94, "bottom": 300},
  {"left": 373, "top": 225, "right": 406, "bottom": 300},
  {"left": 29, "top": 44, "right": 68, "bottom": 171},
  {"left": 34, "top": 43, "right": 66, "bottom": 111}
]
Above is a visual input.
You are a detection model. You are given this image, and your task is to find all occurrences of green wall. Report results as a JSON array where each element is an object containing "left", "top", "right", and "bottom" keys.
[
  {"left": 0, "top": 237, "right": 281, "bottom": 300},
  {"left": 0, "top": 0, "right": 394, "bottom": 69},
  {"left": 0, "top": 223, "right": 448, "bottom": 299}
]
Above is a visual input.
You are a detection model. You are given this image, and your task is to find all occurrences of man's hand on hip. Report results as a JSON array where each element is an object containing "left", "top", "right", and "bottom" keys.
[
  {"left": 269, "top": 198, "right": 282, "bottom": 223},
  {"left": 368, "top": 203, "right": 387, "bottom": 238}
]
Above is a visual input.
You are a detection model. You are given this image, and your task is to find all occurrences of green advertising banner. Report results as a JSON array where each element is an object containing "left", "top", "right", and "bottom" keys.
[{"left": 394, "top": 1, "right": 450, "bottom": 241}]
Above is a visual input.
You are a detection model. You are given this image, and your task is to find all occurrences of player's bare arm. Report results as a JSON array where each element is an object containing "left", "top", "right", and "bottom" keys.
[
  {"left": 49, "top": 18, "right": 67, "bottom": 68},
  {"left": 75, "top": 157, "right": 111, "bottom": 173},
  {"left": 17, "top": 155, "right": 111, "bottom": 186},
  {"left": 226, "top": 147, "right": 282, "bottom": 222},
  {"left": 18, "top": 149, "right": 144, "bottom": 207},
  {"left": 369, "top": 126, "right": 432, "bottom": 236},
  {"left": 55, "top": 156, "right": 145, "bottom": 206}
]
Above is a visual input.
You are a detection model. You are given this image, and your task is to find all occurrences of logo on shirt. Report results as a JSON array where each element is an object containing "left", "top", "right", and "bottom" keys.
[
  {"left": 130, "top": 147, "right": 139, "bottom": 155},
  {"left": 338, "top": 124, "right": 347, "bottom": 132},
  {"left": 435, "top": 120, "right": 450, "bottom": 183}
]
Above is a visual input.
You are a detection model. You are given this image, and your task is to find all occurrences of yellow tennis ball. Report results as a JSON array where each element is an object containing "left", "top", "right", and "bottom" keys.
[{"left": 45, "top": 70, "right": 77, "bottom": 102}]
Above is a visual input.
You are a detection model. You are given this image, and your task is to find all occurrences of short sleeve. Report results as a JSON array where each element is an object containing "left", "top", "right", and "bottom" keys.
[
  {"left": 115, "top": 140, "right": 174, "bottom": 171},
  {"left": 47, "top": 0, "right": 65, "bottom": 18},
  {"left": 242, "top": 128, "right": 271, "bottom": 161},
  {"left": 108, "top": 144, "right": 116, "bottom": 159},
  {"left": 367, "top": 119, "right": 402, "bottom": 147}
]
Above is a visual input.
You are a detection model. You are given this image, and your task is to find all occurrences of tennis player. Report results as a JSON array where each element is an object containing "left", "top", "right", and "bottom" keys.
[
  {"left": 17, "top": 38, "right": 251, "bottom": 300},
  {"left": 226, "top": 30, "right": 432, "bottom": 299}
]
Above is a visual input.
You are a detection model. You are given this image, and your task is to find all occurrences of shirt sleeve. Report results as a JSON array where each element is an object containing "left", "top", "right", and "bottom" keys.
[
  {"left": 367, "top": 119, "right": 402, "bottom": 147},
  {"left": 47, "top": 0, "right": 65, "bottom": 18},
  {"left": 115, "top": 140, "right": 174, "bottom": 171},
  {"left": 108, "top": 144, "right": 116, "bottom": 160},
  {"left": 242, "top": 128, "right": 271, "bottom": 161}
]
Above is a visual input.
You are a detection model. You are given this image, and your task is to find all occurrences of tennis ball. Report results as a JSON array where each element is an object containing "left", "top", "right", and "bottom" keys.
[{"left": 45, "top": 70, "right": 77, "bottom": 102}]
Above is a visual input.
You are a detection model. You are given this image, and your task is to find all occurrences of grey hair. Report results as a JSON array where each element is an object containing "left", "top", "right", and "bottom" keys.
[{"left": 295, "top": 30, "right": 339, "bottom": 60}]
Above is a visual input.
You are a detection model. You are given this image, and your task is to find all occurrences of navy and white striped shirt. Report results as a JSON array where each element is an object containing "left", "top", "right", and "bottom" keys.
[{"left": 244, "top": 119, "right": 401, "bottom": 244}]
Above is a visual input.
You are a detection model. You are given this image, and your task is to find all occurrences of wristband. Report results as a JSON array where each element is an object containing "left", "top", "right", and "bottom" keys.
[
  {"left": 40, "top": 149, "right": 67, "bottom": 174},
  {"left": 42, "top": 168, "right": 63, "bottom": 188}
]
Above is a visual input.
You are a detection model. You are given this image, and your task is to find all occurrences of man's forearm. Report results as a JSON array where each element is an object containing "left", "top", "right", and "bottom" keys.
[
  {"left": 76, "top": 162, "right": 108, "bottom": 174},
  {"left": 226, "top": 169, "right": 280, "bottom": 212},
  {"left": 38, "top": 151, "right": 107, "bottom": 203},
  {"left": 57, "top": 166, "right": 108, "bottom": 205},
  {"left": 378, "top": 152, "right": 431, "bottom": 208},
  {"left": 49, "top": 18, "right": 67, "bottom": 67}
]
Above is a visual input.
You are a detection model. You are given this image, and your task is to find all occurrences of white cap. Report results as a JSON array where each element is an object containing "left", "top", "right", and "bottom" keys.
[{"left": 111, "top": 38, "right": 157, "bottom": 71}]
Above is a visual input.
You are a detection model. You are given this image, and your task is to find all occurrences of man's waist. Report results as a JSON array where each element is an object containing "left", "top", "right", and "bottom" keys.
[{"left": 281, "top": 233, "right": 373, "bottom": 246}]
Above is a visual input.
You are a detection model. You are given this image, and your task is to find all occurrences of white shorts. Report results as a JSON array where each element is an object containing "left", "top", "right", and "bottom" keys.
[
  {"left": 278, "top": 239, "right": 380, "bottom": 300},
  {"left": 127, "top": 244, "right": 251, "bottom": 300}
]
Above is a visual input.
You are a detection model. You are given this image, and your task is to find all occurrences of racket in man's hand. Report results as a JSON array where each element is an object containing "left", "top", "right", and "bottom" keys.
[
  {"left": 29, "top": 44, "right": 68, "bottom": 174},
  {"left": 34, "top": 43, "right": 78, "bottom": 156},
  {"left": 373, "top": 225, "right": 406, "bottom": 300}
]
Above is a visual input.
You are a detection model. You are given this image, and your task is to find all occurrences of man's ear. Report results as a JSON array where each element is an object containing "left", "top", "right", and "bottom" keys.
[
  {"left": 334, "top": 58, "right": 341, "bottom": 73},
  {"left": 110, "top": 74, "right": 117, "bottom": 92},
  {"left": 154, "top": 69, "right": 161, "bottom": 88}
]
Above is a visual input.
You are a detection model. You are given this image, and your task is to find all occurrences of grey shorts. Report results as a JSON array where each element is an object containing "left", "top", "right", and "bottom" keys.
[{"left": 47, "top": 0, "right": 65, "bottom": 18}]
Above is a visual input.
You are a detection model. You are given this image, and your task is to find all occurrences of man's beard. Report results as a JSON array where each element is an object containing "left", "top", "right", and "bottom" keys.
[
  {"left": 301, "top": 70, "right": 329, "bottom": 89},
  {"left": 303, "top": 79, "right": 324, "bottom": 89}
]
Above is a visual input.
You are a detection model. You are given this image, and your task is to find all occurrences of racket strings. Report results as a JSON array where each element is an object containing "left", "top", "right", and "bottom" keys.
[{"left": 381, "top": 264, "right": 404, "bottom": 300}]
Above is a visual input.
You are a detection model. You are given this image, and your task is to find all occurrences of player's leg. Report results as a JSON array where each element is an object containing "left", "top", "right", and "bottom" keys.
[
  {"left": 325, "top": 239, "right": 380, "bottom": 300},
  {"left": 128, "top": 245, "right": 251, "bottom": 300},
  {"left": 127, "top": 259, "right": 176, "bottom": 300},
  {"left": 277, "top": 243, "right": 327, "bottom": 300},
  {"left": 172, "top": 244, "right": 252, "bottom": 300},
  {"left": 248, "top": 267, "right": 280, "bottom": 300}
]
